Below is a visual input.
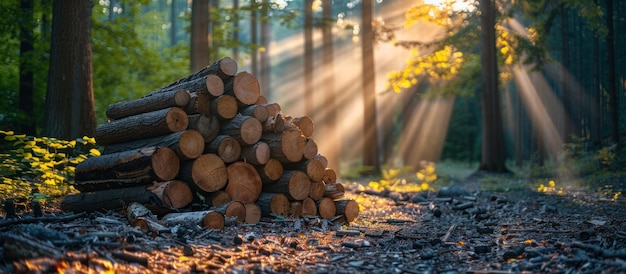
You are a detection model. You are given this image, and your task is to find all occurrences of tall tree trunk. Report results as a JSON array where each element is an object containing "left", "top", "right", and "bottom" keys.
[
  {"left": 191, "top": 0, "right": 210, "bottom": 72},
  {"left": 560, "top": 9, "right": 572, "bottom": 144},
  {"left": 592, "top": 1, "right": 601, "bottom": 146},
  {"left": 259, "top": 0, "right": 271, "bottom": 98},
  {"left": 19, "top": 0, "right": 35, "bottom": 135},
  {"left": 170, "top": 0, "right": 177, "bottom": 46},
  {"left": 304, "top": 0, "right": 313, "bottom": 116},
  {"left": 322, "top": 0, "right": 339, "bottom": 171},
  {"left": 250, "top": 0, "right": 258, "bottom": 77},
  {"left": 43, "top": 0, "right": 96, "bottom": 139},
  {"left": 477, "top": 0, "right": 508, "bottom": 172},
  {"left": 232, "top": 0, "right": 240, "bottom": 61},
  {"left": 361, "top": 0, "right": 380, "bottom": 173},
  {"left": 606, "top": 0, "right": 619, "bottom": 147}
]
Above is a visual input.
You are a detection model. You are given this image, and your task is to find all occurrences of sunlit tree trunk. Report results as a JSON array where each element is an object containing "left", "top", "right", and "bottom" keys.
[
  {"left": 19, "top": 0, "right": 35, "bottom": 135},
  {"left": 322, "top": 0, "right": 339, "bottom": 171},
  {"left": 44, "top": 0, "right": 96, "bottom": 139},
  {"left": 606, "top": 0, "right": 619, "bottom": 147},
  {"left": 191, "top": 0, "right": 209, "bottom": 72},
  {"left": 361, "top": 0, "right": 380, "bottom": 173},
  {"left": 210, "top": 0, "right": 219, "bottom": 61},
  {"left": 304, "top": 0, "right": 313, "bottom": 115},
  {"left": 259, "top": 0, "right": 271, "bottom": 97},
  {"left": 477, "top": 0, "right": 508, "bottom": 172}
]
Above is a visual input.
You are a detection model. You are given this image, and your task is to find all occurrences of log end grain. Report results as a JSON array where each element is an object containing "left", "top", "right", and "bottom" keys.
[
  {"left": 178, "top": 130, "right": 205, "bottom": 160},
  {"left": 192, "top": 154, "right": 227, "bottom": 192},
  {"left": 219, "top": 57, "right": 238, "bottom": 77},
  {"left": 292, "top": 116, "right": 314, "bottom": 138},
  {"left": 244, "top": 203, "right": 262, "bottom": 224},
  {"left": 309, "top": 180, "right": 326, "bottom": 201},
  {"left": 302, "top": 138, "right": 318, "bottom": 160},
  {"left": 205, "top": 75, "right": 225, "bottom": 97},
  {"left": 335, "top": 199, "right": 359, "bottom": 223},
  {"left": 148, "top": 180, "right": 193, "bottom": 208},
  {"left": 174, "top": 89, "right": 191, "bottom": 107},
  {"left": 202, "top": 211, "right": 225, "bottom": 229},
  {"left": 288, "top": 171, "right": 311, "bottom": 201},
  {"left": 240, "top": 117, "right": 263, "bottom": 145},
  {"left": 209, "top": 190, "right": 231, "bottom": 207},
  {"left": 269, "top": 193, "right": 290, "bottom": 217},
  {"left": 151, "top": 147, "right": 180, "bottom": 181},
  {"left": 166, "top": 107, "right": 189, "bottom": 132},
  {"left": 233, "top": 72, "right": 260, "bottom": 105},
  {"left": 223, "top": 201, "right": 246, "bottom": 223},
  {"left": 213, "top": 95, "right": 238, "bottom": 120},
  {"left": 225, "top": 162, "right": 262, "bottom": 203},
  {"left": 317, "top": 197, "right": 336, "bottom": 219},
  {"left": 259, "top": 158, "right": 284, "bottom": 183}
]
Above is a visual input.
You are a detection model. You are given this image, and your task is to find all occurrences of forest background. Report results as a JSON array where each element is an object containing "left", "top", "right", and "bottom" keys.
[{"left": 1, "top": 0, "right": 625, "bottom": 201}]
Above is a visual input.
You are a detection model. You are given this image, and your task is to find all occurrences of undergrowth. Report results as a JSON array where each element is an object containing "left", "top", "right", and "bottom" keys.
[{"left": 0, "top": 130, "right": 100, "bottom": 202}]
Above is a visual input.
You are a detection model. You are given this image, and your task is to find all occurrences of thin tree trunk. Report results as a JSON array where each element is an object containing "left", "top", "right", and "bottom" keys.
[
  {"left": 606, "top": 0, "right": 619, "bottom": 147},
  {"left": 361, "top": 0, "right": 380, "bottom": 173},
  {"left": 321, "top": 0, "right": 339, "bottom": 171},
  {"left": 259, "top": 0, "right": 271, "bottom": 97},
  {"left": 250, "top": 0, "right": 258, "bottom": 77},
  {"left": 19, "top": 0, "right": 35, "bottom": 135},
  {"left": 477, "top": 0, "right": 508, "bottom": 172},
  {"left": 170, "top": 0, "right": 177, "bottom": 46},
  {"left": 304, "top": 0, "right": 313, "bottom": 115}
]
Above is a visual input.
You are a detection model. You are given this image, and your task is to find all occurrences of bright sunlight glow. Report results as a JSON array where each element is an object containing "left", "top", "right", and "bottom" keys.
[{"left": 423, "top": 0, "right": 475, "bottom": 11}]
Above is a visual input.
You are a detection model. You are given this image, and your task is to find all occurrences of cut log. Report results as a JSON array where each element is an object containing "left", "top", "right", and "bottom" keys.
[
  {"left": 290, "top": 197, "right": 317, "bottom": 218},
  {"left": 240, "top": 104, "right": 268, "bottom": 122},
  {"left": 211, "top": 94, "right": 238, "bottom": 120},
  {"left": 334, "top": 199, "right": 359, "bottom": 223},
  {"left": 60, "top": 181, "right": 191, "bottom": 212},
  {"left": 206, "top": 135, "right": 241, "bottom": 163},
  {"left": 184, "top": 92, "right": 211, "bottom": 115},
  {"left": 323, "top": 168, "right": 338, "bottom": 184},
  {"left": 284, "top": 158, "right": 325, "bottom": 182},
  {"left": 255, "top": 95, "right": 268, "bottom": 105},
  {"left": 316, "top": 197, "right": 336, "bottom": 219},
  {"left": 187, "top": 113, "right": 219, "bottom": 143},
  {"left": 152, "top": 57, "right": 237, "bottom": 92},
  {"left": 262, "top": 170, "right": 311, "bottom": 200},
  {"left": 261, "top": 129, "right": 306, "bottom": 163},
  {"left": 324, "top": 182, "right": 345, "bottom": 200},
  {"left": 102, "top": 130, "right": 205, "bottom": 161},
  {"left": 106, "top": 89, "right": 190, "bottom": 120},
  {"left": 220, "top": 114, "right": 263, "bottom": 145},
  {"left": 126, "top": 202, "right": 169, "bottom": 233},
  {"left": 302, "top": 138, "right": 318, "bottom": 160},
  {"left": 212, "top": 201, "right": 246, "bottom": 224},
  {"left": 146, "top": 180, "right": 194, "bottom": 208},
  {"left": 178, "top": 153, "right": 227, "bottom": 192},
  {"left": 74, "top": 146, "right": 179, "bottom": 192},
  {"left": 146, "top": 69, "right": 229, "bottom": 98},
  {"left": 240, "top": 141, "right": 270, "bottom": 165},
  {"left": 256, "top": 192, "right": 290, "bottom": 217},
  {"left": 206, "top": 190, "right": 231, "bottom": 207},
  {"left": 224, "top": 71, "right": 260, "bottom": 105},
  {"left": 257, "top": 158, "right": 284, "bottom": 184},
  {"left": 289, "top": 116, "right": 314, "bottom": 138},
  {"left": 243, "top": 203, "right": 262, "bottom": 224},
  {"left": 263, "top": 113, "right": 285, "bottom": 133},
  {"left": 95, "top": 107, "right": 188, "bottom": 145},
  {"left": 161, "top": 210, "right": 225, "bottom": 229},
  {"left": 262, "top": 103, "right": 282, "bottom": 117},
  {"left": 309, "top": 180, "right": 326, "bottom": 201},
  {"left": 225, "top": 161, "right": 262, "bottom": 203}
]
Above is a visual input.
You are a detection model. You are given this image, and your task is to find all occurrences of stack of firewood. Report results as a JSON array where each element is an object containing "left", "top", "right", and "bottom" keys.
[{"left": 60, "top": 57, "right": 359, "bottom": 229}]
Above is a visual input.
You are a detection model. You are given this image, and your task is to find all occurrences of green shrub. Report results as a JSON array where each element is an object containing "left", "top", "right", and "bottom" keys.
[{"left": 0, "top": 130, "right": 100, "bottom": 202}]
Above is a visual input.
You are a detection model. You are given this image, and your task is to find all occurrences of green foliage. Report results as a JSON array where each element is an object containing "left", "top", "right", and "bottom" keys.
[
  {"left": 0, "top": 130, "right": 99, "bottom": 201},
  {"left": 367, "top": 162, "right": 438, "bottom": 192}
]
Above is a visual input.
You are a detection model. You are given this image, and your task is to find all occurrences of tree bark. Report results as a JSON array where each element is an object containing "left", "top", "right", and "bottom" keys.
[
  {"left": 102, "top": 130, "right": 205, "bottom": 161},
  {"left": 240, "top": 104, "right": 269, "bottom": 123},
  {"left": 43, "top": 0, "right": 96, "bottom": 139},
  {"left": 256, "top": 192, "right": 290, "bottom": 217},
  {"left": 324, "top": 182, "right": 344, "bottom": 200},
  {"left": 95, "top": 107, "right": 188, "bottom": 146},
  {"left": 261, "top": 129, "right": 306, "bottom": 163},
  {"left": 224, "top": 71, "right": 261, "bottom": 105},
  {"left": 220, "top": 114, "right": 263, "bottom": 145},
  {"left": 207, "top": 135, "right": 241, "bottom": 163},
  {"left": 190, "top": 0, "right": 209, "bottom": 72},
  {"left": 361, "top": 0, "right": 380, "bottom": 173},
  {"left": 60, "top": 181, "right": 192, "bottom": 212},
  {"left": 262, "top": 170, "right": 311, "bottom": 200},
  {"left": 478, "top": 0, "right": 509, "bottom": 172},
  {"left": 334, "top": 199, "right": 359, "bottom": 223},
  {"left": 156, "top": 57, "right": 237, "bottom": 93},
  {"left": 187, "top": 113, "right": 220, "bottom": 143},
  {"left": 184, "top": 91, "right": 211, "bottom": 115},
  {"left": 178, "top": 153, "right": 227, "bottom": 192},
  {"left": 107, "top": 89, "right": 190, "bottom": 120},
  {"left": 240, "top": 141, "right": 270, "bottom": 165},
  {"left": 290, "top": 197, "right": 316, "bottom": 217},
  {"left": 18, "top": 0, "right": 35, "bottom": 135},
  {"left": 161, "top": 210, "right": 225, "bottom": 229},
  {"left": 304, "top": 0, "right": 314, "bottom": 116},
  {"left": 74, "top": 146, "right": 179, "bottom": 192},
  {"left": 225, "top": 161, "right": 262, "bottom": 203}
]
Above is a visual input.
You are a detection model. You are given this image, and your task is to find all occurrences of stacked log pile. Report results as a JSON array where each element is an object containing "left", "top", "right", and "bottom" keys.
[{"left": 60, "top": 57, "right": 359, "bottom": 229}]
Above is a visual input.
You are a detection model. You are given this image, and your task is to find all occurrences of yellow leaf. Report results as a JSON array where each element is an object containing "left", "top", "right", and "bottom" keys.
[
  {"left": 0, "top": 130, "right": 14, "bottom": 135},
  {"left": 89, "top": 148, "right": 101, "bottom": 156},
  {"left": 549, "top": 180, "right": 555, "bottom": 188},
  {"left": 4, "top": 136, "right": 16, "bottom": 141}
]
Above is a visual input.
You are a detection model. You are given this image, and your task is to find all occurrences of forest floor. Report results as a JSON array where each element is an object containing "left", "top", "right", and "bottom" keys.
[{"left": 2, "top": 171, "right": 626, "bottom": 273}]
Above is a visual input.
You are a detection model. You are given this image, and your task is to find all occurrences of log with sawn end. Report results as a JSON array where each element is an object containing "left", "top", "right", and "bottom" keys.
[
  {"left": 257, "top": 158, "right": 284, "bottom": 184},
  {"left": 184, "top": 92, "right": 211, "bottom": 115},
  {"left": 211, "top": 94, "right": 238, "bottom": 120},
  {"left": 240, "top": 141, "right": 270, "bottom": 165},
  {"left": 334, "top": 199, "right": 360, "bottom": 223},
  {"left": 284, "top": 158, "right": 325, "bottom": 182},
  {"left": 224, "top": 71, "right": 260, "bottom": 106},
  {"left": 261, "top": 170, "right": 311, "bottom": 201},
  {"left": 187, "top": 113, "right": 219, "bottom": 143},
  {"left": 95, "top": 107, "right": 188, "bottom": 145},
  {"left": 102, "top": 130, "right": 205, "bottom": 161},
  {"left": 256, "top": 192, "right": 291, "bottom": 217},
  {"left": 290, "top": 197, "right": 317, "bottom": 218},
  {"left": 206, "top": 135, "right": 241, "bottom": 163},
  {"left": 161, "top": 210, "right": 225, "bottom": 229},
  {"left": 220, "top": 114, "right": 263, "bottom": 145},
  {"left": 225, "top": 161, "right": 262, "bottom": 203},
  {"left": 240, "top": 104, "right": 268, "bottom": 122},
  {"left": 74, "top": 146, "right": 179, "bottom": 192},
  {"left": 316, "top": 197, "right": 336, "bottom": 219},
  {"left": 106, "top": 89, "right": 190, "bottom": 120},
  {"left": 178, "top": 153, "right": 227, "bottom": 193},
  {"left": 261, "top": 129, "right": 306, "bottom": 163}
]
